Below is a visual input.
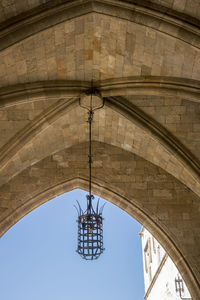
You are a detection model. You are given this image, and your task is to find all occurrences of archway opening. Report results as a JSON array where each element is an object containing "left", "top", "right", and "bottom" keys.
[{"left": 0, "top": 189, "right": 145, "bottom": 300}]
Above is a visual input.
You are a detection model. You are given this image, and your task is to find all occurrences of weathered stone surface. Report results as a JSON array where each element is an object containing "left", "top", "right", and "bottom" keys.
[
  {"left": 126, "top": 95, "right": 200, "bottom": 160},
  {"left": 0, "top": 13, "right": 200, "bottom": 86},
  {"left": 0, "top": 2, "right": 200, "bottom": 299}
]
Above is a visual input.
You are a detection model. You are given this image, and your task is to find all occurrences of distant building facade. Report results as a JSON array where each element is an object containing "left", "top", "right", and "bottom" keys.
[{"left": 140, "top": 228, "right": 192, "bottom": 300}]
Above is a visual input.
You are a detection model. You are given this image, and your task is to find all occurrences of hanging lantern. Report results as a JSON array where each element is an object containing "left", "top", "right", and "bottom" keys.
[
  {"left": 74, "top": 90, "right": 105, "bottom": 260},
  {"left": 75, "top": 195, "right": 105, "bottom": 260}
]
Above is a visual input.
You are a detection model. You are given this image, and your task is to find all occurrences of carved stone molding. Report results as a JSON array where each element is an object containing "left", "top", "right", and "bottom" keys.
[{"left": 1, "top": 77, "right": 200, "bottom": 108}]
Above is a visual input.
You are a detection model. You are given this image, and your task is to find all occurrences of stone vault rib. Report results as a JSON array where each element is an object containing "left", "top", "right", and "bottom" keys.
[
  {"left": 0, "top": 0, "right": 200, "bottom": 51},
  {"left": 0, "top": 79, "right": 200, "bottom": 199}
]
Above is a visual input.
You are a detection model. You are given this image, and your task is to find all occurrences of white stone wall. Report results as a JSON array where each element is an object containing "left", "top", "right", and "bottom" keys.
[
  {"left": 140, "top": 228, "right": 165, "bottom": 292},
  {"left": 140, "top": 228, "right": 191, "bottom": 300}
]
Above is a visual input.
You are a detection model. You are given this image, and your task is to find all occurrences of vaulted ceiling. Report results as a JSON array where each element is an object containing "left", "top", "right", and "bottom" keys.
[{"left": 0, "top": 1, "right": 200, "bottom": 299}]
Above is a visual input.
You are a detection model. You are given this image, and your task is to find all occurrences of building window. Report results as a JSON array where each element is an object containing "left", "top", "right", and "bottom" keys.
[
  {"left": 157, "top": 245, "right": 161, "bottom": 264},
  {"left": 152, "top": 236, "right": 156, "bottom": 254},
  {"left": 144, "top": 242, "right": 148, "bottom": 273},
  {"left": 144, "top": 238, "right": 152, "bottom": 281},
  {"left": 149, "top": 265, "right": 152, "bottom": 282},
  {"left": 175, "top": 274, "right": 184, "bottom": 298}
]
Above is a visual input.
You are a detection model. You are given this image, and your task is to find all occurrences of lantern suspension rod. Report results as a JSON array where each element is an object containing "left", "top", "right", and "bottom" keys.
[
  {"left": 88, "top": 93, "right": 93, "bottom": 213},
  {"left": 79, "top": 86, "right": 104, "bottom": 215}
]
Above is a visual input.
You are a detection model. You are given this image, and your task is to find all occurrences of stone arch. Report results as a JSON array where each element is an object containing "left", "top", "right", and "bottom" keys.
[
  {"left": 0, "top": 1, "right": 200, "bottom": 299},
  {"left": 1, "top": 9, "right": 200, "bottom": 86},
  {"left": 1, "top": 0, "right": 200, "bottom": 52},
  {"left": 0, "top": 90, "right": 199, "bottom": 197},
  {"left": 0, "top": 141, "right": 200, "bottom": 299}
]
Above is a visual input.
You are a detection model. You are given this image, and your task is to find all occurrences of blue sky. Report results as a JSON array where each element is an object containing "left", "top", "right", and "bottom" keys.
[{"left": 0, "top": 189, "right": 145, "bottom": 300}]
